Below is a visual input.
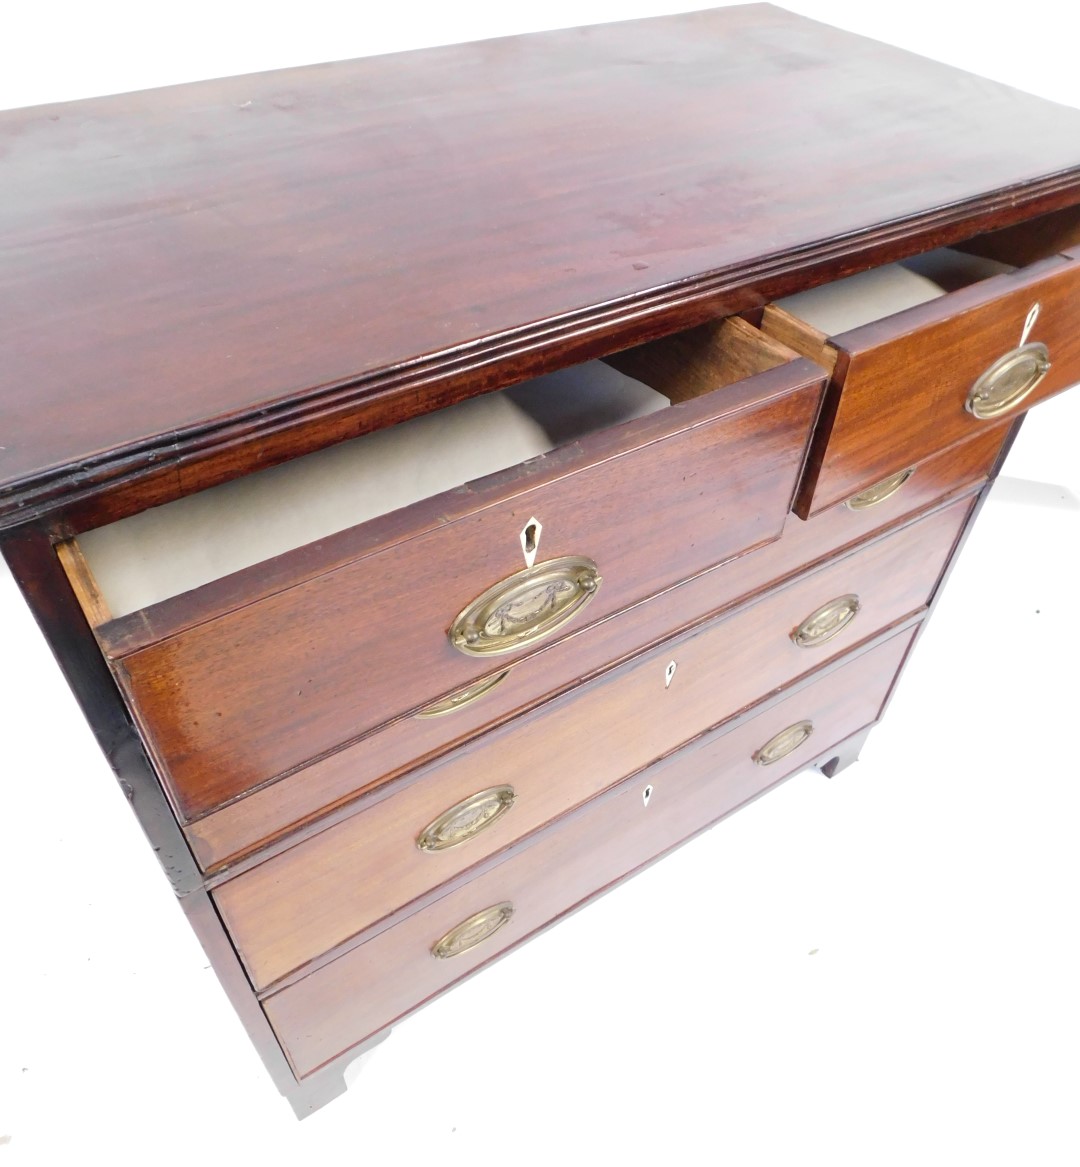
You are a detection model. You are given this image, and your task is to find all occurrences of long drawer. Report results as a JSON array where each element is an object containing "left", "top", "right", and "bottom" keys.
[
  {"left": 95, "top": 351, "right": 823, "bottom": 823},
  {"left": 263, "top": 625, "right": 917, "bottom": 1079},
  {"left": 215, "top": 496, "right": 970, "bottom": 991}
]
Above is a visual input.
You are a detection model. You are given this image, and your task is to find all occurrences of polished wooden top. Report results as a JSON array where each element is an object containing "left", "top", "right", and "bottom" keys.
[{"left": 3, "top": 3, "right": 1080, "bottom": 524}]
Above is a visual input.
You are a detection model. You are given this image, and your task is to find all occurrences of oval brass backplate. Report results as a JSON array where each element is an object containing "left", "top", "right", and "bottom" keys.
[
  {"left": 753, "top": 720, "right": 814, "bottom": 766},
  {"left": 415, "top": 670, "right": 510, "bottom": 718},
  {"left": 432, "top": 902, "right": 514, "bottom": 959},
  {"left": 845, "top": 467, "right": 915, "bottom": 511},
  {"left": 791, "top": 594, "right": 861, "bottom": 648},
  {"left": 449, "top": 555, "right": 602, "bottom": 657},
  {"left": 966, "top": 341, "right": 1050, "bottom": 420},
  {"left": 417, "top": 786, "right": 517, "bottom": 853}
]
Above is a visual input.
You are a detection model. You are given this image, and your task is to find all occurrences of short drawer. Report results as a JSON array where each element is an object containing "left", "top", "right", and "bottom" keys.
[
  {"left": 758, "top": 247, "right": 1080, "bottom": 516},
  {"left": 215, "top": 495, "right": 970, "bottom": 991},
  {"left": 262, "top": 626, "right": 917, "bottom": 1079},
  {"left": 88, "top": 327, "right": 823, "bottom": 824}
]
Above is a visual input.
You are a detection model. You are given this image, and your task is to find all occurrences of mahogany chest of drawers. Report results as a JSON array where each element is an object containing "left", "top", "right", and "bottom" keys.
[{"left": 3, "top": 4, "right": 1079, "bottom": 1118}]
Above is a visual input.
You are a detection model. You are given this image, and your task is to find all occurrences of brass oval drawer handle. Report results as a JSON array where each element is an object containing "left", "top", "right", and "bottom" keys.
[
  {"left": 791, "top": 594, "right": 861, "bottom": 647},
  {"left": 753, "top": 720, "right": 814, "bottom": 766},
  {"left": 432, "top": 902, "right": 514, "bottom": 960},
  {"left": 417, "top": 786, "right": 517, "bottom": 853},
  {"left": 449, "top": 556, "right": 602, "bottom": 658},
  {"left": 845, "top": 467, "right": 915, "bottom": 510},
  {"left": 966, "top": 342, "right": 1050, "bottom": 420},
  {"left": 415, "top": 670, "right": 510, "bottom": 718}
]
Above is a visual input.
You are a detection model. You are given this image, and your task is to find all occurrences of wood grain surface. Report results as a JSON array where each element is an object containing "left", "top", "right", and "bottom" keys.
[
  {"left": 793, "top": 252, "right": 1080, "bottom": 515},
  {"left": 263, "top": 626, "right": 917, "bottom": 1077},
  {"left": 108, "top": 367, "right": 821, "bottom": 821},
  {"left": 5, "top": 5, "right": 1080, "bottom": 525},
  {"left": 216, "top": 496, "right": 970, "bottom": 991}
]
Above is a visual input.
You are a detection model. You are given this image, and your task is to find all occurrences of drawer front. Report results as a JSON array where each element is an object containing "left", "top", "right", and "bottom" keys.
[
  {"left": 111, "top": 364, "right": 823, "bottom": 823},
  {"left": 263, "top": 627, "right": 917, "bottom": 1078},
  {"left": 794, "top": 252, "right": 1080, "bottom": 516},
  {"left": 778, "top": 419, "right": 1008, "bottom": 557},
  {"left": 186, "top": 429, "right": 1000, "bottom": 874},
  {"left": 216, "top": 496, "right": 970, "bottom": 991}
]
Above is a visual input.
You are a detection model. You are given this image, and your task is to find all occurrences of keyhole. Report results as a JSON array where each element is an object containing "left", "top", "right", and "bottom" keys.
[
  {"left": 642, "top": 784, "right": 653, "bottom": 808},
  {"left": 520, "top": 517, "right": 542, "bottom": 567},
  {"left": 664, "top": 660, "right": 677, "bottom": 688}
]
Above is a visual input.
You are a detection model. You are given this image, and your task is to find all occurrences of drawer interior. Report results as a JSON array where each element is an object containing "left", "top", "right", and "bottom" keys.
[
  {"left": 759, "top": 248, "right": 1016, "bottom": 367},
  {"left": 69, "top": 363, "right": 668, "bottom": 621},
  {"left": 760, "top": 201, "right": 1080, "bottom": 358},
  {"left": 951, "top": 201, "right": 1080, "bottom": 268},
  {"left": 63, "top": 318, "right": 802, "bottom": 624}
]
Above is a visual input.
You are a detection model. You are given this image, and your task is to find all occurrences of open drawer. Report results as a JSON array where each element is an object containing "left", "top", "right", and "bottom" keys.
[
  {"left": 63, "top": 321, "right": 824, "bottom": 824},
  {"left": 753, "top": 235, "right": 1080, "bottom": 517}
]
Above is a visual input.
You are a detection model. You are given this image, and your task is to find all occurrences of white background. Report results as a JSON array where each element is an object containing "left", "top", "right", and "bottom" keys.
[{"left": 2, "top": 3, "right": 1079, "bottom": 1164}]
